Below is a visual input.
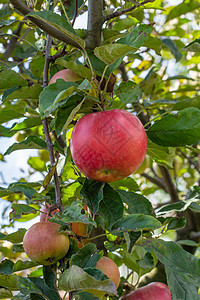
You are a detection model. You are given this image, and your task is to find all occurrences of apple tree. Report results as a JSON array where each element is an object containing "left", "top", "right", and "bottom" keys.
[{"left": 0, "top": 0, "right": 200, "bottom": 299}]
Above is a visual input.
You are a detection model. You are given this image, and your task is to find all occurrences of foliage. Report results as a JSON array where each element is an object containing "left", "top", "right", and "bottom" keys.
[{"left": 0, "top": 0, "right": 200, "bottom": 299}]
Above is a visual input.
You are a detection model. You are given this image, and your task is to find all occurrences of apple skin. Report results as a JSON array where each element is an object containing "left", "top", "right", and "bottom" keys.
[
  {"left": 72, "top": 222, "right": 87, "bottom": 237},
  {"left": 49, "top": 69, "right": 81, "bottom": 84},
  {"left": 40, "top": 203, "right": 59, "bottom": 222},
  {"left": 121, "top": 282, "right": 171, "bottom": 300},
  {"left": 23, "top": 222, "right": 69, "bottom": 265},
  {"left": 96, "top": 256, "right": 120, "bottom": 289},
  {"left": 70, "top": 109, "right": 147, "bottom": 182}
]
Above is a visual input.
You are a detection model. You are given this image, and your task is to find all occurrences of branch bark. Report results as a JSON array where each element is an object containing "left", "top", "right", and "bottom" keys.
[
  {"left": 104, "top": 0, "right": 156, "bottom": 23},
  {"left": 86, "top": 0, "right": 104, "bottom": 49},
  {"left": 9, "top": 0, "right": 82, "bottom": 49}
]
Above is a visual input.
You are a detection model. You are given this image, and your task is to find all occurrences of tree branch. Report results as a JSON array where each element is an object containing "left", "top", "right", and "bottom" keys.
[
  {"left": 42, "top": 35, "right": 63, "bottom": 212},
  {"left": 9, "top": 0, "right": 82, "bottom": 49},
  {"left": 86, "top": 0, "right": 104, "bottom": 49},
  {"left": 104, "top": 0, "right": 155, "bottom": 23},
  {"left": 159, "top": 165, "right": 179, "bottom": 203},
  {"left": 141, "top": 172, "right": 168, "bottom": 193},
  {"left": 4, "top": 19, "right": 24, "bottom": 59}
]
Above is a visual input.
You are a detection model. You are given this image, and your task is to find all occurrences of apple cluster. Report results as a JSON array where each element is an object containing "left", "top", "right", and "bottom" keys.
[{"left": 22, "top": 69, "right": 171, "bottom": 299}]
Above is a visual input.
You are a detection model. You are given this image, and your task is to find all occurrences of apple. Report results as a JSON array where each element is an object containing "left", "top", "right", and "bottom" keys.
[
  {"left": 72, "top": 222, "right": 87, "bottom": 237},
  {"left": 40, "top": 203, "right": 59, "bottom": 222},
  {"left": 121, "top": 282, "right": 171, "bottom": 300},
  {"left": 23, "top": 222, "right": 69, "bottom": 265},
  {"left": 96, "top": 256, "right": 120, "bottom": 289},
  {"left": 70, "top": 109, "right": 147, "bottom": 182},
  {"left": 49, "top": 69, "right": 82, "bottom": 84}
]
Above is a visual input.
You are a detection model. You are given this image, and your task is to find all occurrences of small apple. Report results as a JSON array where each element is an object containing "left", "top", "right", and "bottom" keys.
[
  {"left": 49, "top": 69, "right": 82, "bottom": 84},
  {"left": 70, "top": 109, "right": 147, "bottom": 182},
  {"left": 96, "top": 256, "right": 120, "bottom": 289},
  {"left": 23, "top": 222, "right": 69, "bottom": 265},
  {"left": 121, "top": 282, "right": 171, "bottom": 300},
  {"left": 72, "top": 222, "right": 87, "bottom": 237},
  {"left": 40, "top": 203, "right": 59, "bottom": 222}
]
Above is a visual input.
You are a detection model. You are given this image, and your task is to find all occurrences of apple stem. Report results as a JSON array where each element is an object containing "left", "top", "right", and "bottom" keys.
[{"left": 42, "top": 35, "right": 63, "bottom": 213}]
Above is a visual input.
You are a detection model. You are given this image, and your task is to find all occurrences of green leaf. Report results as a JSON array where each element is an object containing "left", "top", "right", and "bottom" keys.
[
  {"left": 115, "top": 81, "right": 141, "bottom": 103},
  {"left": 112, "top": 214, "right": 161, "bottom": 232},
  {"left": 109, "top": 177, "right": 139, "bottom": 192},
  {"left": 9, "top": 183, "right": 37, "bottom": 199},
  {"left": 147, "top": 138, "right": 175, "bottom": 168},
  {"left": 0, "top": 109, "right": 24, "bottom": 126},
  {"left": 94, "top": 44, "right": 134, "bottom": 65},
  {"left": 59, "top": 265, "right": 117, "bottom": 295},
  {"left": 0, "top": 69, "right": 27, "bottom": 90},
  {"left": 143, "top": 238, "right": 200, "bottom": 299},
  {"left": 27, "top": 11, "right": 85, "bottom": 49},
  {"left": 166, "top": 1, "right": 200, "bottom": 22},
  {"left": 183, "top": 38, "right": 200, "bottom": 52},
  {"left": 11, "top": 117, "right": 42, "bottom": 131},
  {"left": 75, "top": 291, "right": 99, "bottom": 300},
  {"left": 13, "top": 260, "right": 38, "bottom": 273},
  {"left": 0, "top": 260, "right": 14, "bottom": 275},
  {"left": 6, "top": 84, "right": 42, "bottom": 101},
  {"left": 0, "top": 288, "right": 12, "bottom": 299},
  {"left": 39, "top": 79, "right": 78, "bottom": 118},
  {"left": 70, "top": 244, "right": 97, "bottom": 268},
  {"left": 0, "top": 228, "right": 26, "bottom": 243},
  {"left": 161, "top": 37, "right": 182, "bottom": 61},
  {"left": 118, "top": 24, "right": 151, "bottom": 48},
  {"left": 147, "top": 107, "right": 200, "bottom": 146},
  {"left": 98, "top": 184, "right": 124, "bottom": 230},
  {"left": 28, "top": 157, "right": 46, "bottom": 172},
  {"left": 10, "top": 203, "right": 38, "bottom": 220},
  {"left": 173, "top": 96, "right": 200, "bottom": 110},
  {"left": 118, "top": 190, "right": 155, "bottom": 216},
  {"left": 4, "top": 136, "right": 47, "bottom": 155},
  {"left": 0, "top": 274, "right": 19, "bottom": 291},
  {"left": 80, "top": 179, "right": 104, "bottom": 214},
  {"left": 56, "top": 59, "right": 92, "bottom": 81}
]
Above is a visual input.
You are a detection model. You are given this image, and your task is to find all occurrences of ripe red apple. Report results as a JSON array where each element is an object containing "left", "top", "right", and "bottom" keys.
[
  {"left": 40, "top": 203, "right": 59, "bottom": 222},
  {"left": 70, "top": 109, "right": 147, "bottom": 182},
  {"left": 96, "top": 256, "right": 120, "bottom": 289},
  {"left": 23, "top": 222, "right": 69, "bottom": 265},
  {"left": 72, "top": 222, "right": 87, "bottom": 237},
  {"left": 49, "top": 69, "right": 81, "bottom": 84},
  {"left": 121, "top": 282, "right": 171, "bottom": 300}
]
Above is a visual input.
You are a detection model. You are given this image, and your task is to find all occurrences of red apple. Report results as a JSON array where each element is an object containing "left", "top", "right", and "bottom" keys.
[
  {"left": 72, "top": 222, "right": 87, "bottom": 237},
  {"left": 70, "top": 109, "right": 147, "bottom": 182},
  {"left": 121, "top": 282, "right": 171, "bottom": 300},
  {"left": 23, "top": 222, "right": 69, "bottom": 265},
  {"left": 40, "top": 203, "right": 59, "bottom": 222},
  {"left": 49, "top": 69, "right": 81, "bottom": 84},
  {"left": 96, "top": 256, "right": 120, "bottom": 289}
]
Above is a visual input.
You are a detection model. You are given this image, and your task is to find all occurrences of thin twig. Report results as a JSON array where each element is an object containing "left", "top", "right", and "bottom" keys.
[
  {"left": 141, "top": 172, "right": 168, "bottom": 192},
  {"left": 72, "top": 0, "right": 79, "bottom": 27},
  {"left": 42, "top": 35, "right": 63, "bottom": 212},
  {"left": 178, "top": 148, "right": 200, "bottom": 173},
  {"left": 104, "top": 0, "right": 155, "bottom": 22}
]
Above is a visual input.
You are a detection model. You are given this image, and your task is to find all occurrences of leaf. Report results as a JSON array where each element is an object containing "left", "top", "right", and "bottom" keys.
[
  {"left": 27, "top": 11, "right": 85, "bottom": 49},
  {"left": 10, "top": 203, "right": 38, "bottom": 220},
  {"left": 118, "top": 190, "right": 155, "bottom": 216},
  {"left": 118, "top": 24, "right": 151, "bottom": 48},
  {"left": 75, "top": 291, "right": 99, "bottom": 300},
  {"left": 166, "top": 1, "right": 200, "bottom": 22},
  {"left": 147, "top": 107, "right": 200, "bottom": 146},
  {"left": 70, "top": 244, "right": 97, "bottom": 268},
  {"left": 6, "top": 84, "right": 42, "bottom": 101},
  {"left": 0, "top": 259, "right": 14, "bottom": 275},
  {"left": 39, "top": 79, "right": 78, "bottom": 118},
  {"left": 112, "top": 214, "right": 161, "bottom": 233},
  {"left": 11, "top": 117, "right": 42, "bottom": 131},
  {"left": 0, "top": 109, "right": 24, "bottom": 126},
  {"left": 9, "top": 183, "right": 37, "bottom": 199},
  {"left": 173, "top": 96, "right": 200, "bottom": 110},
  {"left": 0, "top": 288, "right": 12, "bottom": 299},
  {"left": 143, "top": 238, "right": 200, "bottom": 300},
  {"left": 0, "top": 228, "right": 26, "bottom": 243},
  {"left": 4, "top": 136, "right": 47, "bottom": 155},
  {"left": 109, "top": 177, "right": 139, "bottom": 192},
  {"left": 183, "top": 38, "right": 200, "bottom": 52},
  {"left": 28, "top": 157, "right": 46, "bottom": 172},
  {"left": 56, "top": 59, "right": 92, "bottom": 81},
  {"left": 80, "top": 179, "right": 104, "bottom": 214},
  {"left": 13, "top": 260, "right": 38, "bottom": 273},
  {"left": 98, "top": 184, "right": 124, "bottom": 230},
  {"left": 94, "top": 44, "right": 134, "bottom": 65},
  {"left": 161, "top": 37, "right": 182, "bottom": 61},
  {"left": 147, "top": 138, "right": 175, "bottom": 168},
  {"left": 115, "top": 81, "right": 141, "bottom": 104},
  {"left": 59, "top": 265, "right": 117, "bottom": 295},
  {"left": 0, "top": 69, "right": 27, "bottom": 90},
  {"left": 0, "top": 274, "right": 19, "bottom": 291}
]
